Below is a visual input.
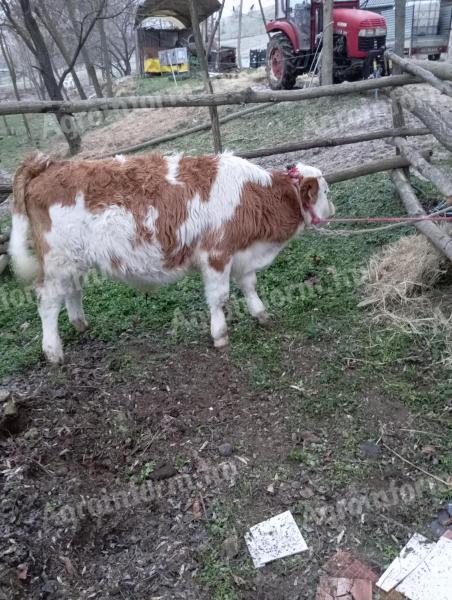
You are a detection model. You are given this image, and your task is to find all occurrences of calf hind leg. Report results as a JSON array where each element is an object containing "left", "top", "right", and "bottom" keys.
[
  {"left": 236, "top": 271, "right": 270, "bottom": 325},
  {"left": 65, "top": 287, "right": 88, "bottom": 333}
]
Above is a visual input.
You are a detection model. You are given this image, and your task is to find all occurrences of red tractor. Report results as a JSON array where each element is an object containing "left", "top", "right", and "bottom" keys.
[{"left": 266, "top": 0, "right": 388, "bottom": 89}]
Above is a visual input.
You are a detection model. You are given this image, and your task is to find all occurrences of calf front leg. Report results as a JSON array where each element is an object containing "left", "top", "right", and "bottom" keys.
[
  {"left": 202, "top": 260, "right": 231, "bottom": 349},
  {"left": 37, "top": 284, "right": 64, "bottom": 364},
  {"left": 236, "top": 271, "right": 270, "bottom": 325}
]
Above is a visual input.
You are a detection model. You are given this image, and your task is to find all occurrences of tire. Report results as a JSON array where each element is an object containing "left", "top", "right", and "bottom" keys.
[{"left": 266, "top": 33, "right": 297, "bottom": 90}]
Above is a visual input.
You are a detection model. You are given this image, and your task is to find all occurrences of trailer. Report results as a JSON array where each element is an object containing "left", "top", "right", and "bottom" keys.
[{"left": 362, "top": 0, "right": 452, "bottom": 59}]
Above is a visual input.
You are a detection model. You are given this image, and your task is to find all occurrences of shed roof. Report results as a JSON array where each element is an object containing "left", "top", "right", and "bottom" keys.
[{"left": 136, "top": 0, "right": 221, "bottom": 28}]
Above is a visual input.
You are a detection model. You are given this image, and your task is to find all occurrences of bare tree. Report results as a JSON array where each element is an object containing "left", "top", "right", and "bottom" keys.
[
  {"left": 0, "top": 0, "right": 91, "bottom": 153},
  {"left": 107, "top": 6, "right": 135, "bottom": 76},
  {"left": 206, "top": 0, "right": 225, "bottom": 57},
  {"left": 0, "top": 27, "right": 32, "bottom": 140},
  {"left": 66, "top": 0, "right": 104, "bottom": 98},
  {"left": 36, "top": 1, "right": 88, "bottom": 99},
  {"left": 97, "top": 5, "right": 113, "bottom": 96}
]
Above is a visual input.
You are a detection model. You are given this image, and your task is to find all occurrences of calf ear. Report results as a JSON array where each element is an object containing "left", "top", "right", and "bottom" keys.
[{"left": 300, "top": 176, "right": 319, "bottom": 205}]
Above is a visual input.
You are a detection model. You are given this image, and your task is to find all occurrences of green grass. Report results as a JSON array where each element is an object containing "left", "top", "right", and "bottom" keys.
[{"left": 2, "top": 171, "right": 451, "bottom": 424}]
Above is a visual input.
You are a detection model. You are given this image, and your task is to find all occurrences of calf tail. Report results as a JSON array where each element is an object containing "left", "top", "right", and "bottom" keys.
[{"left": 9, "top": 152, "right": 52, "bottom": 282}]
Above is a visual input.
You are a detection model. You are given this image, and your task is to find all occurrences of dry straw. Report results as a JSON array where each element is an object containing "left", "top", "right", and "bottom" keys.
[{"left": 360, "top": 227, "right": 452, "bottom": 363}]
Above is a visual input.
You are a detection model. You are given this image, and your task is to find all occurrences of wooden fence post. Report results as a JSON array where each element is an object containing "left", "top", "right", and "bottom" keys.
[
  {"left": 394, "top": 0, "right": 406, "bottom": 73},
  {"left": 188, "top": 0, "right": 223, "bottom": 153},
  {"left": 321, "top": 0, "right": 334, "bottom": 86}
]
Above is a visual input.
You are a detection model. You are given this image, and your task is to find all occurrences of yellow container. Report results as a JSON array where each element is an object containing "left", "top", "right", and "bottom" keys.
[{"left": 144, "top": 58, "right": 189, "bottom": 75}]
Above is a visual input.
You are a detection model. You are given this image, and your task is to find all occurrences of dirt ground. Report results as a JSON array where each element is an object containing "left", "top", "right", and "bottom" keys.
[{"left": 2, "top": 330, "right": 448, "bottom": 600}]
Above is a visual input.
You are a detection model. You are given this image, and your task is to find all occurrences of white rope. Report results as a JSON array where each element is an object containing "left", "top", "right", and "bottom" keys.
[{"left": 312, "top": 205, "right": 452, "bottom": 236}]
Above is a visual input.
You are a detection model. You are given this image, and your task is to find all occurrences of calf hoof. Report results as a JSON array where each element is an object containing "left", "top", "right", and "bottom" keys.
[
  {"left": 214, "top": 335, "right": 229, "bottom": 350},
  {"left": 72, "top": 319, "right": 89, "bottom": 333},
  {"left": 256, "top": 311, "right": 272, "bottom": 327},
  {"left": 44, "top": 346, "right": 64, "bottom": 365}
]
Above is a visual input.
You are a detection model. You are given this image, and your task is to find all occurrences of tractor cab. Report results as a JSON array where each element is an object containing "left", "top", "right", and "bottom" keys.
[{"left": 266, "top": 0, "right": 387, "bottom": 89}]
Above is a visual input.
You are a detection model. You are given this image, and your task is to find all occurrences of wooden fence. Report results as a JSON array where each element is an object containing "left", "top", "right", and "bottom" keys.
[{"left": 0, "top": 55, "right": 451, "bottom": 260}]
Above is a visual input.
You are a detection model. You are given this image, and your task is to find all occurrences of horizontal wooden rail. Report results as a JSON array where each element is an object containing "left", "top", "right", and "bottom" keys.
[
  {"left": 325, "top": 151, "right": 431, "bottom": 184},
  {"left": 237, "top": 127, "right": 429, "bottom": 159},
  {"left": 0, "top": 74, "right": 419, "bottom": 116}
]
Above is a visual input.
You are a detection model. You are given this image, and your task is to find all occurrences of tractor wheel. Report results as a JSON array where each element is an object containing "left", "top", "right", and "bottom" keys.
[{"left": 266, "top": 34, "right": 297, "bottom": 90}]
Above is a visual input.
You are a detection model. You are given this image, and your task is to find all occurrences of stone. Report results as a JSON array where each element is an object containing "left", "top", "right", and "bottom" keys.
[
  {"left": 0, "top": 389, "right": 10, "bottom": 403},
  {"left": 4, "top": 399, "right": 17, "bottom": 418},
  {"left": 361, "top": 441, "right": 381, "bottom": 459},
  {"left": 218, "top": 442, "right": 234, "bottom": 457}
]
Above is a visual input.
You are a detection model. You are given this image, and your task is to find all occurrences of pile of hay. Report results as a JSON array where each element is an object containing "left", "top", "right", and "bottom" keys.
[
  {"left": 361, "top": 232, "right": 450, "bottom": 308},
  {"left": 360, "top": 229, "right": 452, "bottom": 361}
]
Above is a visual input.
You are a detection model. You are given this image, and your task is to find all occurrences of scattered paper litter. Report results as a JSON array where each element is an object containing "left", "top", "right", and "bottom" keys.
[
  {"left": 244, "top": 510, "right": 308, "bottom": 568},
  {"left": 377, "top": 533, "right": 452, "bottom": 600}
]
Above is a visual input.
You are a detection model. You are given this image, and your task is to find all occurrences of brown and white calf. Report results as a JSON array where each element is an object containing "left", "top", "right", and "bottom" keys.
[{"left": 9, "top": 152, "right": 334, "bottom": 363}]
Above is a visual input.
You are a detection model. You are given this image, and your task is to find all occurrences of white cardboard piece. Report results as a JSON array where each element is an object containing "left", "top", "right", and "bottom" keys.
[
  {"left": 396, "top": 537, "right": 452, "bottom": 600},
  {"left": 377, "top": 533, "right": 452, "bottom": 600},
  {"left": 376, "top": 533, "right": 435, "bottom": 593},
  {"left": 244, "top": 510, "right": 308, "bottom": 568}
]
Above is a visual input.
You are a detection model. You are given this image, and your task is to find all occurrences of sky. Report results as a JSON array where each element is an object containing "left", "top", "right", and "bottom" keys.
[{"left": 223, "top": 0, "right": 275, "bottom": 17}]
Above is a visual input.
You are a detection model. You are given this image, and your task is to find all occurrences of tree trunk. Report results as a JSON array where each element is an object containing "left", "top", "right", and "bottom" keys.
[
  {"left": 18, "top": 0, "right": 81, "bottom": 154},
  {"left": 38, "top": 3, "right": 87, "bottom": 100},
  {"left": 66, "top": 0, "right": 103, "bottom": 98},
  {"left": 394, "top": 0, "right": 406, "bottom": 73},
  {"left": 236, "top": 0, "right": 243, "bottom": 69},
  {"left": 188, "top": 0, "right": 223, "bottom": 153},
  {"left": 321, "top": 0, "right": 334, "bottom": 85},
  {"left": 98, "top": 14, "right": 113, "bottom": 97}
]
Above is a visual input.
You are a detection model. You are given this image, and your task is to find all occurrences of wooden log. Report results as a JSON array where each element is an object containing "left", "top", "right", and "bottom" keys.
[
  {"left": 95, "top": 104, "right": 271, "bottom": 159},
  {"left": 325, "top": 151, "right": 431, "bottom": 184},
  {"left": 394, "top": 136, "right": 452, "bottom": 201},
  {"left": 395, "top": 90, "right": 452, "bottom": 153},
  {"left": 238, "top": 126, "right": 429, "bottom": 159},
  {"left": 0, "top": 75, "right": 419, "bottom": 116},
  {"left": 411, "top": 60, "right": 452, "bottom": 82},
  {"left": 392, "top": 168, "right": 452, "bottom": 261},
  {"left": 386, "top": 51, "right": 452, "bottom": 98}
]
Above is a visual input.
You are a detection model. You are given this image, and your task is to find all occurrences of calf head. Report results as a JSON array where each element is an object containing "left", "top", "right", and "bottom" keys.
[{"left": 292, "top": 163, "right": 335, "bottom": 224}]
